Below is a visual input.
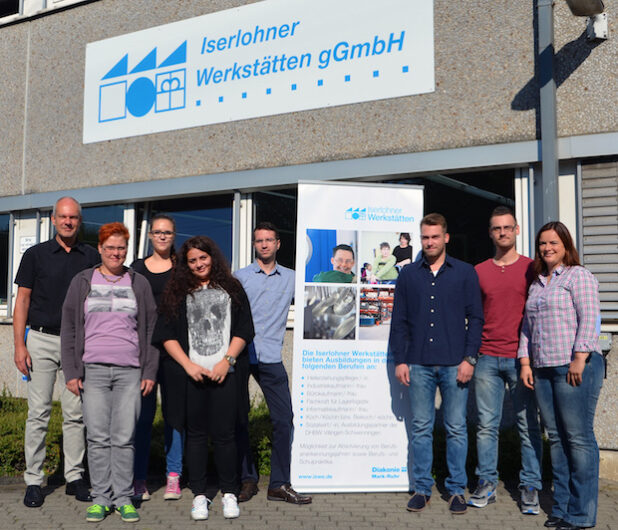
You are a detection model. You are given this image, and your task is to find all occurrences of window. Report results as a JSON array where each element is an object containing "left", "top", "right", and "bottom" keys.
[
  {"left": 0, "top": 0, "right": 19, "bottom": 18},
  {"left": 78, "top": 204, "right": 126, "bottom": 249},
  {"left": 141, "top": 195, "right": 234, "bottom": 261},
  {"left": 253, "top": 189, "right": 297, "bottom": 269},
  {"left": 385, "top": 169, "right": 515, "bottom": 265},
  {"left": 0, "top": 214, "right": 8, "bottom": 304}
]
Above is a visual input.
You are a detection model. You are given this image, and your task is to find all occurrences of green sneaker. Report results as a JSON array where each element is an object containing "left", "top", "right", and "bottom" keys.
[
  {"left": 116, "top": 504, "right": 140, "bottom": 523},
  {"left": 86, "top": 504, "right": 110, "bottom": 522}
]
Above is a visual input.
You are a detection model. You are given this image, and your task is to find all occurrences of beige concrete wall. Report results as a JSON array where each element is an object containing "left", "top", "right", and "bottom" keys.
[
  {"left": 600, "top": 450, "right": 618, "bottom": 481},
  {"left": 0, "top": 23, "right": 28, "bottom": 197},
  {"left": 554, "top": 1, "right": 618, "bottom": 137},
  {"left": 0, "top": 0, "right": 613, "bottom": 198},
  {"left": 0, "top": 323, "right": 66, "bottom": 400},
  {"left": 596, "top": 338, "right": 618, "bottom": 451}
]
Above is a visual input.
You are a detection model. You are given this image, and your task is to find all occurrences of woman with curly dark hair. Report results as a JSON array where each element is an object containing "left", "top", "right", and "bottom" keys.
[{"left": 153, "top": 236, "right": 254, "bottom": 521}]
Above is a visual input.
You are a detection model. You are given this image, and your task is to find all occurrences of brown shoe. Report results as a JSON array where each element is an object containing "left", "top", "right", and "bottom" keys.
[
  {"left": 238, "top": 481, "right": 258, "bottom": 503},
  {"left": 267, "top": 484, "right": 312, "bottom": 505}
]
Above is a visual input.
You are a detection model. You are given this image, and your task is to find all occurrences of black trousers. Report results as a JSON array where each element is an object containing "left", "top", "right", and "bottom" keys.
[
  {"left": 186, "top": 372, "right": 238, "bottom": 495},
  {"left": 236, "top": 358, "right": 294, "bottom": 489}
]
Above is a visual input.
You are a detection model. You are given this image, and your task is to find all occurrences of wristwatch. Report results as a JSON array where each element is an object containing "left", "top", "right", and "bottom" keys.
[
  {"left": 224, "top": 355, "right": 237, "bottom": 367},
  {"left": 464, "top": 355, "right": 477, "bottom": 367}
]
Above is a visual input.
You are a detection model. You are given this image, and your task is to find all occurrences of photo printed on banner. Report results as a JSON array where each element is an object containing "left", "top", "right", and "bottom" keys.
[
  {"left": 305, "top": 229, "right": 358, "bottom": 284},
  {"left": 359, "top": 231, "right": 414, "bottom": 285},
  {"left": 359, "top": 286, "right": 395, "bottom": 341},
  {"left": 304, "top": 286, "right": 356, "bottom": 340}
]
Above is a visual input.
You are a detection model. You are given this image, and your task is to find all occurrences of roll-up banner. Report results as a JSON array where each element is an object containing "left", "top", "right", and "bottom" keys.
[{"left": 291, "top": 181, "right": 424, "bottom": 492}]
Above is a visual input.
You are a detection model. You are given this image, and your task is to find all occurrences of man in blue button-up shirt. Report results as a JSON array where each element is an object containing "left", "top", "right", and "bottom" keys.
[
  {"left": 235, "top": 222, "right": 311, "bottom": 505},
  {"left": 390, "top": 213, "right": 483, "bottom": 515}
]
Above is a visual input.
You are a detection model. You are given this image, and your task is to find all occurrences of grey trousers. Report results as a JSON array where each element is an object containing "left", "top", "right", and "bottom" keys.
[
  {"left": 82, "top": 364, "right": 141, "bottom": 507},
  {"left": 24, "top": 330, "right": 85, "bottom": 486}
]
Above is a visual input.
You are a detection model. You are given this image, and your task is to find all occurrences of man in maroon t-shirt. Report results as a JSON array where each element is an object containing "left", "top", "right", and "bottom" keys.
[{"left": 468, "top": 206, "right": 542, "bottom": 515}]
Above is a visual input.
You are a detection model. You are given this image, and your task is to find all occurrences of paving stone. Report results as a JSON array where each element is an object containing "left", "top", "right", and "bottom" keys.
[{"left": 1, "top": 480, "right": 617, "bottom": 529}]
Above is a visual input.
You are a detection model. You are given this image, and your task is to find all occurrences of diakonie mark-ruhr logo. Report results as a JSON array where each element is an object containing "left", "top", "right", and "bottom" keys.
[{"left": 98, "top": 41, "right": 187, "bottom": 123}]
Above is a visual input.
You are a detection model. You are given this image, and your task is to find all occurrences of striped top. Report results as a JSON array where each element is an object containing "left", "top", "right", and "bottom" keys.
[{"left": 518, "top": 265, "right": 600, "bottom": 367}]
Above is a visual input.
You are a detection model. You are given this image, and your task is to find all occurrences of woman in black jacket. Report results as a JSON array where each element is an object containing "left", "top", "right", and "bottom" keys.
[{"left": 154, "top": 236, "right": 254, "bottom": 521}]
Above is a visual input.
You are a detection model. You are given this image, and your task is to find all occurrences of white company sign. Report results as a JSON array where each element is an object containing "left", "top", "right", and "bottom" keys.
[{"left": 83, "top": 0, "right": 434, "bottom": 143}]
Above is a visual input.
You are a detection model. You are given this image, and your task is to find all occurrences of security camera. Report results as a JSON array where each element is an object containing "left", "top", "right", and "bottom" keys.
[{"left": 565, "top": 0, "right": 605, "bottom": 16}]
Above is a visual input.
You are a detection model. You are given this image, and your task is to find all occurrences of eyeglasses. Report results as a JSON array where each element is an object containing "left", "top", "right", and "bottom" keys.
[
  {"left": 490, "top": 225, "right": 517, "bottom": 234},
  {"left": 333, "top": 257, "right": 354, "bottom": 265},
  {"left": 254, "top": 238, "right": 277, "bottom": 244},
  {"left": 150, "top": 230, "right": 175, "bottom": 238},
  {"left": 101, "top": 245, "right": 127, "bottom": 253}
]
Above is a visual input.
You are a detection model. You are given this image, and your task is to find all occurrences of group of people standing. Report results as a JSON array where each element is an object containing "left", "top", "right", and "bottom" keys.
[
  {"left": 14, "top": 196, "right": 309, "bottom": 523},
  {"left": 13, "top": 196, "right": 604, "bottom": 529},
  {"left": 391, "top": 208, "right": 603, "bottom": 530}
]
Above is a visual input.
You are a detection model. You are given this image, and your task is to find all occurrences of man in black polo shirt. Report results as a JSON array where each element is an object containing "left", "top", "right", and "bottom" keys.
[{"left": 14, "top": 196, "right": 99, "bottom": 508}]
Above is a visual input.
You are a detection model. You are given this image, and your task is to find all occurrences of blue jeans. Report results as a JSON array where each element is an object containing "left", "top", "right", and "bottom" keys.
[
  {"left": 134, "top": 386, "right": 184, "bottom": 479},
  {"left": 534, "top": 353, "right": 604, "bottom": 528},
  {"left": 408, "top": 364, "right": 469, "bottom": 496},
  {"left": 164, "top": 422, "right": 185, "bottom": 476},
  {"left": 473, "top": 355, "right": 543, "bottom": 489},
  {"left": 82, "top": 364, "right": 141, "bottom": 508}
]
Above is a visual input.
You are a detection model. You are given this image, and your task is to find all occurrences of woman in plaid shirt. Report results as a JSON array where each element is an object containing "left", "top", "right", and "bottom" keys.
[{"left": 518, "top": 221, "right": 603, "bottom": 530}]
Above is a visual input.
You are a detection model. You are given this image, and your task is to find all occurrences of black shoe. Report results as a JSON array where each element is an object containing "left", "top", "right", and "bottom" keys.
[
  {"left": 543, "top": 515, "right": 562, "bottom": 528},
  {"left": 24, "top": 485, "right": 44, "bottom": 508},
  {"left": 406, "top": 492, "right": 430, "bottom": 512},
  {"left": 557, "top": 523, "right": 582, "bottom": 530},
  {"left": 66, "top": 478, "right": 92, "bottom": 502},
  {"left": 448, "top": 494, "right": 468, "bottom": 515},
  {"left": 544, "top": 516, "right": 564, "bottom": 527}
]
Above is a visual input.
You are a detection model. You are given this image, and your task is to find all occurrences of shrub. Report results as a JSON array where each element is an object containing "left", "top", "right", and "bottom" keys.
[
  {"left": 248, "top": 398, "right": 273, "bottom": 477},
  {"left": 0, "top": 394, "right": 62, "bottom": 477},
  {"left": 1, "top": 391, "right": 550, "bottom": 484}
]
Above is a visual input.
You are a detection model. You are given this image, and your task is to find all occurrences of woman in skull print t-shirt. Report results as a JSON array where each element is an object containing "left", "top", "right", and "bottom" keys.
[{"left": 154, "top": 236, "right": 254, "bottom": 521}]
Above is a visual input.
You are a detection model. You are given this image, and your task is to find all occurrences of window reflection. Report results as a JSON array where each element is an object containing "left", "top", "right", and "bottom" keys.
[
  {"left": 78, "top": 205, "right": 125, "bottom": 249},
  {"left": 143, "top": 195, "right": 233, "bottom": 261},
  {"left": 0, "top": 1, "right": 19, "bottom": 18},
  {"left": 253, "top": 189, "right": 297, "bottom": 269},
  {"left": 384, "top": 169, "right": 515, "bottom": 265}
]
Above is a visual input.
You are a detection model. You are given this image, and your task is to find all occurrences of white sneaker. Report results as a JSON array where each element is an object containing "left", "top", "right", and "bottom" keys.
[
  {"left": 222, "top": 493, "right": 240, "bottom": 519},
  {"left": 191, "top": 495, "right": 209, "bottom": 521}
]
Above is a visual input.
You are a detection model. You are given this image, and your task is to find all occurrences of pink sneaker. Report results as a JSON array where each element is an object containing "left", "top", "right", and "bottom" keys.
[
  {"left": 133, "top": 479, "right": 150, "bottom": 501},
  {"left": 164, "top": 473, "right": 182, "bottom": 500}
]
